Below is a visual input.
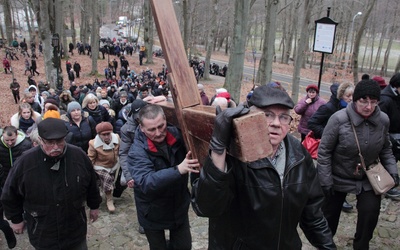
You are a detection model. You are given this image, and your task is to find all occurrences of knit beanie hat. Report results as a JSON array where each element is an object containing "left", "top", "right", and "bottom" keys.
[
  {"left": 44, "top": 98, "right": 59, "bottom": 108},
  {"left": 67, "top": 101, "right": 82, "bottom": 114},
  {"left": 43, "top": 110, "right": 61, "bottom": 119},
  {"left": 389, "top": 73, "right": 400, "bottom": 88},
  {"left": 353, "top": 80, "right": 381, "bottom": 102},
  {"left": 99, "top": 99, "right": 110, "bottom": 107},
  {"left": 96, "top": 122, "right": 113, "bottom": 134}
]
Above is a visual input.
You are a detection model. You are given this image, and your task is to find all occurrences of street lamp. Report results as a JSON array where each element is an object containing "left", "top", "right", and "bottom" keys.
[
  {"left": 52, "top": 33, "right": 61, "bottom": 91},
  {"left": 345, "top": 11, "right": 362, "bottom": 70}
]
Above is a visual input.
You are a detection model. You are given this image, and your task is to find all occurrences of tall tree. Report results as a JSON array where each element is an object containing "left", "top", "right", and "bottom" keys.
[
  {"left": 291, "top": 0, "right": 313, "bottom": 104},
  {"left": 3, "top": 0, "right": 13, "bottom": 45},
  {"left": 224, "top": 0, "right": 254, "bottom": 102},
  {"left": 352, "top": 0, "right": 376, "bottom": 83},
  {"left": 144, "top": 0, "right": 154, "bottom": 64},
  {"left": 90, "top": 0, "right": 100, "bottom": 74},
  {"left": 204, "top": 0, "right": 218, "bottom": 80},
  {"left": 257, "top": 0, "right": 279, "bottom": 85},
  {"left": 31, "top": 0, "right": 59, "bottom": 89}
]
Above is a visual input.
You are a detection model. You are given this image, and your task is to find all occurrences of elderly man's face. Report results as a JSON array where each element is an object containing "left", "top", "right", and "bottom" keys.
[
  {"left": 250, "top": 105, "right": 291, "bottom": 150},
  {"left": 40, "top": 137, "right": 66, "bottom": 157}
]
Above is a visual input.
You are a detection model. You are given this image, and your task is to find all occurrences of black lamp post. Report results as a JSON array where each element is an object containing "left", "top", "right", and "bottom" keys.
[{"left": 52, "top": 33, "right": 61, "bottom": 91}]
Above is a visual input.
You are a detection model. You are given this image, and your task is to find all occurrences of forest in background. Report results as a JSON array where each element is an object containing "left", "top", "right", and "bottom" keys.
[{"left": 1, "top": 0, "right": 399, "bottom": 103}]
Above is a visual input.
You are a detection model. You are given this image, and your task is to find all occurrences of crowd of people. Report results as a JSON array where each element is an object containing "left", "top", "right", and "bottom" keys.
[{"left": 0, "top": 39, "right": 400, "bottom": 250}]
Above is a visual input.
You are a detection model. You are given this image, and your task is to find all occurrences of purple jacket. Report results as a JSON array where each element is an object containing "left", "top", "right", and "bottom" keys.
[{"left": 294, "top": 95, "right": 326, "bottom": 135}]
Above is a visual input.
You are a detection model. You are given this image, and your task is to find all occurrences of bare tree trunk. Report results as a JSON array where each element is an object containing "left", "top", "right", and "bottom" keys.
[
  {"left": 223, "top": 0, "right": 251, "bottom": 102},
  {"left": 182, "top": 0, "right": 189, "bottom": 55},
  {"left": 395, "top": 55, "right": 400, "bottom": 73},
  {"left": 291, "top": 0, "right": 313, "bottom": 104},
  {"left": 353, "top": 0, "right": 376, "bottom": 84},
  {"left": 31, "top": 0, "right": 59, "bottom": 89},
  {"left": 204, "top": 0, "right": 218, "bottom": 81},
  {"left": 70, "top": 0, "right": 76, "bottom": 47},
  {"left": 144, "top": 0, "right": 154, "bottom": 64},
  {"left": 257, "top": 0, "right": 279, "bottom": 85},
  {"left": 3, "top": 0, "right": 13, "bottom": 46},
  {"left": 90, "top": 0, "right": 100, "bottom": 74},
  {"left": 23, "top": 4, "right": 33, "bottom": 42},
  {"left": 372, "top": 28, "right": 385, "bottom": 72},
  {"left": 380, "top": 4, "right": 398, "bottom": 76}
]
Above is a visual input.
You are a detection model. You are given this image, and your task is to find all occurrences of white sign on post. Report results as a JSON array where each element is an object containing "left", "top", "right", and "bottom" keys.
[{"left": 313, "top": 23, "right": 336, "bottom": 54}]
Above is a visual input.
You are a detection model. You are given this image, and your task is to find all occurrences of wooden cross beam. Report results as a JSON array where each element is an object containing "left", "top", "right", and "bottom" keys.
[{"left": 150, "top": 0, "right": 272, "bottom": 164}]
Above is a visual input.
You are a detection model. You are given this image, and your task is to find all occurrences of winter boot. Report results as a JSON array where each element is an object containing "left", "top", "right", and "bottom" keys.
[
  {"left": 105, "top": 192, "right": 115, "bottom": 213},
  {"left": 0, "top": 219, "right": 16, "bottom": 249}
]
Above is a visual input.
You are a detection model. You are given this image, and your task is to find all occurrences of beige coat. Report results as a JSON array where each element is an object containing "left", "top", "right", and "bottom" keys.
[{"left": 88, "top": 133, "right": 120, "bottom": 169}]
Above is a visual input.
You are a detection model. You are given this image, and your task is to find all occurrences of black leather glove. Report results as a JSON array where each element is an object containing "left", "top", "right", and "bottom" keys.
[
  {"left": 321, "top": 186, "right": 335, "bottom": 199},
  {"left": 391, "top": 174, "right": 399, "bottom": 187},
  {"left": 209, "top": 105, "right": 250, "bottom": 154}
]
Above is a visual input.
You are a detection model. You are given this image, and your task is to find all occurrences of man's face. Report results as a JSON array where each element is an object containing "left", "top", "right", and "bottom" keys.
[
  {"left": 140, "top": 113, "right": 167, "bottom": 144},
  {"left": 101, "top": 91, "right": 107, "bottom": 98},
  {"left": 99, "top": 132, "right": 112, "bottom": 144},
  {"left": 141, "top": 90, "right": 149, "bottom": 98},
  {"left": 250, "top": 105, "right": 291, "bottom": 149},
  {"left": 40, "top": 137, "right": 66, "bottom": 157},
  {"left": 2, "top": 133, "right": 17, "bottom": 147},
  {"left": 120, "top": 96, "right": 127, "bottom": 103}
]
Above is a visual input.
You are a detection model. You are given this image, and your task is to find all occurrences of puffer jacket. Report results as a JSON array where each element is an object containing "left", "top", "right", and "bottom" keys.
[
  {"left": 317, "top": 103, "right": 398, "bottom": 194},
  {"left": 1, "top": 145, "right": 101, "bottom": 250},
  {"left": 128, "top": 126, "right": 190, "bottom": 230},
  {"left": 83, "top": 105, "right": 111, "bottom": 125},
  {"left": 64, "top": 114, "right": 96, "bottom": 153},
  {"left": 294, "top": 95, "right": 326, "bottom": 135},
  {"left": 191, "top": 135, "right": 335, "bottom": 250}
]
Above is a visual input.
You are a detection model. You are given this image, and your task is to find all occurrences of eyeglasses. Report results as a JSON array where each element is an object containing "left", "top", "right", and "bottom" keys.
[
  {"left": 264, "top": 111, "right": 293, "bottom": 125},
  {"left": 41, "top": 137, "right": 65, "bottom": 146},
  {"left": 357, "top": 98, "right": 378, "bottom": 108}
]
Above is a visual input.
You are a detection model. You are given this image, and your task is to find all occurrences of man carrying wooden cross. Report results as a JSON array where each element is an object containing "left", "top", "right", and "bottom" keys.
[{"left": 191, "top": 85, "right": 336, "bottom": 249}]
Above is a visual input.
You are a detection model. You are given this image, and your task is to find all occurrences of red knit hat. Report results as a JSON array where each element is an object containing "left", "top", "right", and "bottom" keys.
[{"left": 306, "top": 84, "right": 319, "bottom": 93}]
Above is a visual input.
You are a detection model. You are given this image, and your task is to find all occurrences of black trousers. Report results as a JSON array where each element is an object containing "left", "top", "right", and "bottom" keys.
[
  {"left": 322, "top": 189, "right": 381, "bottom": 250},
  {"left": 144, "top": 217, "right": 191, "bottom": 250}
]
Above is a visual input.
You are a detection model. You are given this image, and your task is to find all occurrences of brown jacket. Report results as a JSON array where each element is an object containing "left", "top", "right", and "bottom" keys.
[{"left": 88, "top": 133, "right": 120, "bottom": 168}]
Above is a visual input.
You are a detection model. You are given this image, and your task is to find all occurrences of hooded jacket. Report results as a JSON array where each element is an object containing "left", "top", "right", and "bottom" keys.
[
  {"left": 0, "top": 131, "right": 32, "bottom": 185},
  {"left": 191, "top": 134, "right": 335, "bottom": 249}
]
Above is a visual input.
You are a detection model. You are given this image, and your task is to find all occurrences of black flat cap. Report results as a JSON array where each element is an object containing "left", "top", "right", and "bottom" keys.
[
  {"left": 38, "top": 118, "right": 68, "bottom": 140},
  {"left": 248, "top": 85, "right": 294, "bottom": 109}
]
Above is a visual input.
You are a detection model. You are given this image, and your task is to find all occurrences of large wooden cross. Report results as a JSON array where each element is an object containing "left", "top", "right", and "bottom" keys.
[{"left": 150, "top": 0, "right": 272, "bottom": 164}]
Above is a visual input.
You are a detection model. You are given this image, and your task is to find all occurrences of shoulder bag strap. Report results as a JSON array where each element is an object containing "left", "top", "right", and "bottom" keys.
[{"left": 350, "top": 122, "right": 367, "bottom": 172}]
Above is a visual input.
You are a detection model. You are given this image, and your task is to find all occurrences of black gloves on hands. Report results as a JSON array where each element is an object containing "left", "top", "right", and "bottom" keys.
[
  {"left": 391, "top": 174, "right": 399, "bottom": 187},
  {"left": 322, "top": 186, "right": 335, "bottom": 199},
  {"left": 209, "top": 105, "right": 250, "bottom": 154}
]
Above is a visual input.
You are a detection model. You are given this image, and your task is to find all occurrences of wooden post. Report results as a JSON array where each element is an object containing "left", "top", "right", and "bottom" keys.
[{"left": 150, "top": 0, "right": 272, "bottom": 164}]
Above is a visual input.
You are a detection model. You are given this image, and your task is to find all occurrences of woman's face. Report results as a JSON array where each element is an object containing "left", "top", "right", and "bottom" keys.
[
  {"left": 88, "top": 101, "right": 97, "bottom": 110},
  {"left": 307, "top": 89, "right": 317, "bottom": 99},
  {"left": 342, "top": 88, "right": 354, "bottom": 103},
  {"left": 21, "top": 108, "right": 32, "bottom": 119},
  {"left": 70, "top": 109, "right": 82, "bottom": 121}
]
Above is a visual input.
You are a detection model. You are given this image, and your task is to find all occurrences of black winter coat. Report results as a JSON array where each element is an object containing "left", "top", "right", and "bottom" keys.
[
  {"left": 65, "top": 115, "right": 96, "bottom": 153},
  {"left": 191, "top": 135, "right": 336, "bottom": 250},
  {"left": 379, "top": 85, "right": 400, "bottom": 134},
  {"left": 83, "top": 105, "right": 111, "bottom": 125},
  {"left": 307, "top": 84, "right": 340, "bottom": 139},
  {"left": 1, "top": 145, "right": 101, "bottom": 250}
]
